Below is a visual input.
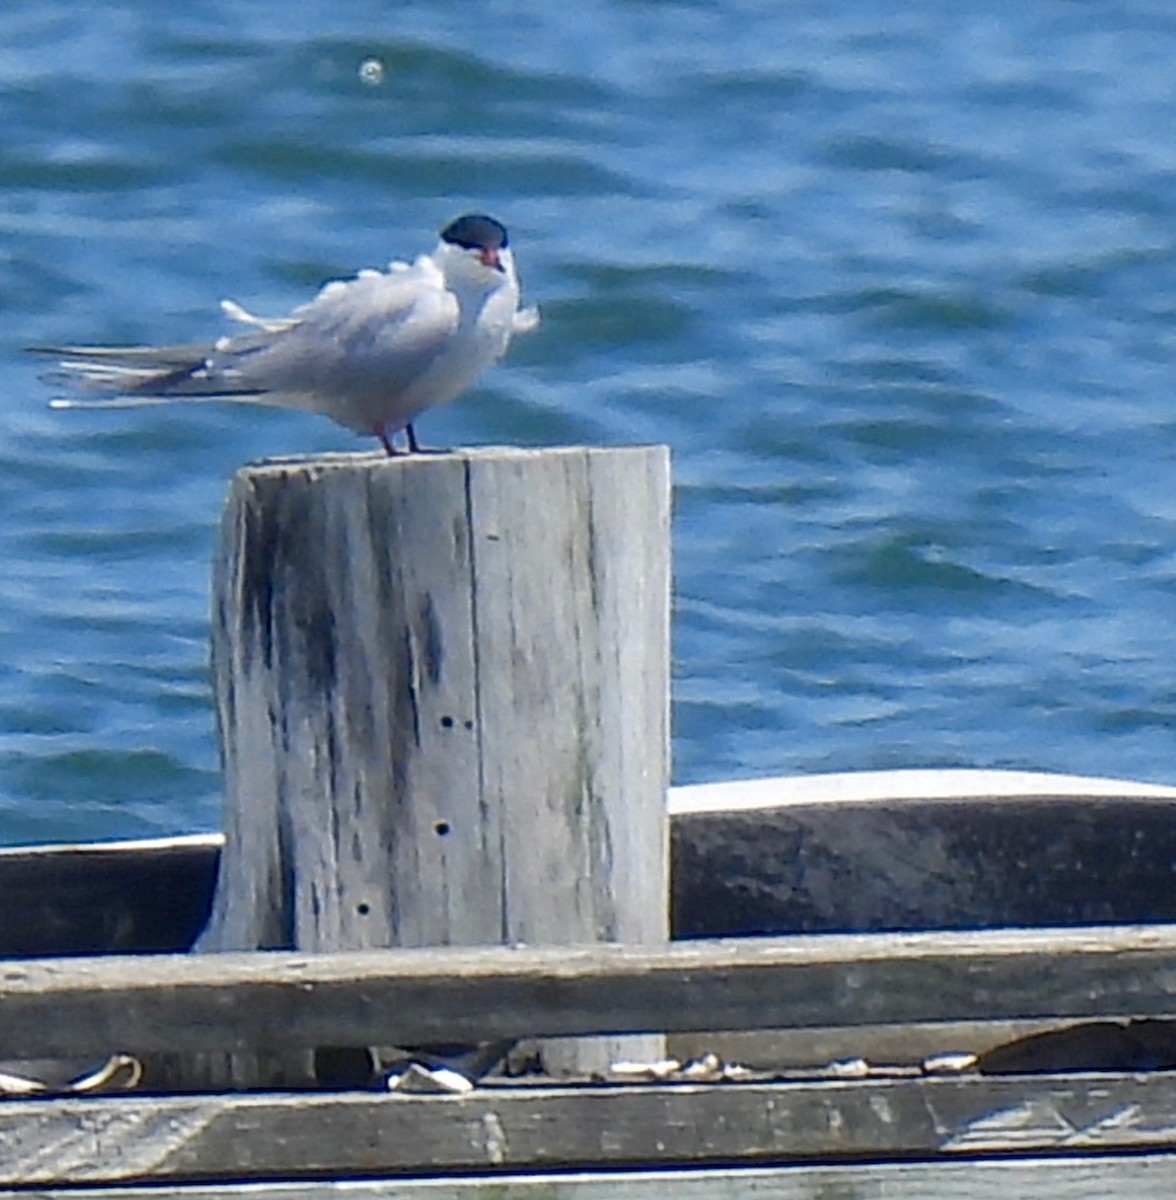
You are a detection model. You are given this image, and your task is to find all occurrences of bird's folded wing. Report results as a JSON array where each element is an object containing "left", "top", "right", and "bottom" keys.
[
  {"left": 219, "top": 260, "right": 460, "bottom": 402},
  {"left": 34, "top": 257, "right": 458, "bottom": 407}
]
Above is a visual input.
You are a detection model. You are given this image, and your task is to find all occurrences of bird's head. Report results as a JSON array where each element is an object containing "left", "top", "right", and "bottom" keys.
[{"left": 436, "top": 213, "right": 516, "bottom": 287}]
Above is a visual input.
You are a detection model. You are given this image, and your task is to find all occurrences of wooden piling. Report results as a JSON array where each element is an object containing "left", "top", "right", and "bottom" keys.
[{"left": 196, "top": 446, "right": 670, "bottom": 1081}]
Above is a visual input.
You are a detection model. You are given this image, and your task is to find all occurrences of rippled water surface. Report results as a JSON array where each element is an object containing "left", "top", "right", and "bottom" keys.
[{"left": 3, "top": 0, "right": 1176, "bottom": 844}]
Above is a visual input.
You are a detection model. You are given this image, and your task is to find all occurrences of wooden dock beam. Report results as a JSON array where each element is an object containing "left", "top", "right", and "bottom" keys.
[
  {"left": 195, "top": 447, "right": 670, "bottom": 1080},
  {"left": 6, "top": 927, "right": 1176, "bottom": 1059}
]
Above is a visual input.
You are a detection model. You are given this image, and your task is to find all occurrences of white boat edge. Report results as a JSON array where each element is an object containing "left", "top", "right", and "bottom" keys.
[
  {"left": 0, "top": 831, "right": 225, "bottom": 858},
  {"left": 668, "top": 767, "right": 1176, "bottom": 815},
  {"left": 5, "top": 769, "right": 1176, "bottom": 853}
]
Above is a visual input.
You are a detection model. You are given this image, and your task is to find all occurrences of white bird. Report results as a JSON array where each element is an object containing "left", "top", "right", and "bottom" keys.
[{"left": 35, "top": 213, "right": 539, "bottom": 455}]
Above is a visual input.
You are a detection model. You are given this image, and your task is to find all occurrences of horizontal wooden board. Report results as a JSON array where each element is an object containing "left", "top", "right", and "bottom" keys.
[
  {"left": 4, "top": 926, "right": 1176, "bottom": 1059},
  {"left": 5, "top": 1154, "right": 1176, "bottom": 1199},
  {"left": 8, "top": 1155, "right": 1176, "bottom": 1200},
  {"left": 4, "top": 1072, "right": 1176, "bottom": 1185}
]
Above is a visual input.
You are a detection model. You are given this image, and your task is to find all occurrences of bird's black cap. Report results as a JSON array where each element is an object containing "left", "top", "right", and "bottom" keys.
[{"left": 440, "top": 213, "right": 509, "bottom": 251}]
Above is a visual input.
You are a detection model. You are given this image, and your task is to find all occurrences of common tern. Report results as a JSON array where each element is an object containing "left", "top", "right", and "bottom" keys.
[{"left": 36, "top": 213, "right": 539, "bottom": 455}]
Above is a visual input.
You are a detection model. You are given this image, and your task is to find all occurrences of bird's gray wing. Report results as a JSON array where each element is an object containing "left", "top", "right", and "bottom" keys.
[
  {"left": 223, "top": 261, "right": 460, "bottom": 417},
  {"left": 36, "top": 257, "right": 459, "bottom": 418}
]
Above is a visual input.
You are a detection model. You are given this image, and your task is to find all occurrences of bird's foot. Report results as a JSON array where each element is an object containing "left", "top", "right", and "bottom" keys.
[
  {"left": 376, "top": 425, "right": 455, "bottom": 456},
  {"left": 376, "top": 424, "right": 423, "bottom": 456}
]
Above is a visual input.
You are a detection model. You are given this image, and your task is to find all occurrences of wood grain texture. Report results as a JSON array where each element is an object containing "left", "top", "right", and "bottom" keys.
[
  {"left": 4, "top": 927, "right": 1176, "bottom": 1059},
  {"left": 3, "top": 1072, "right": 1176, "bottom": 1184},
  {"left": 197, "top": 448, "right": 669, "bottom": 1077},
  {"left": 466, "top": 448, "right": 670, "bottom": 952},
  {"left": 200, "top": 453, "right": 490, "bottom": 953},
  {"left": 463, "top": 447, "right": 670, "bottom": 1072}
]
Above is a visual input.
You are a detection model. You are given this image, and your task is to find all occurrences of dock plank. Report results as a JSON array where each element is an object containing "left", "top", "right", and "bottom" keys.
[
  {"left": 7, "top": 1157, "right": 1176, "bottom": 1200},
  {"left": 8, "top": 1158, "right": 1176, "bottom": 1200},
  {"left": 3, "top": 927, "right": 1176, "bottom": 1059},
  {"left": 2, "top": 1073, "right": 1176, "bottom": 1185}
]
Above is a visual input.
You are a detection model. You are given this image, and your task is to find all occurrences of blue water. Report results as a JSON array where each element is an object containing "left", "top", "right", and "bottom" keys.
[{"left": 2, "top": 0, "right": 1175, "bottom": 845}]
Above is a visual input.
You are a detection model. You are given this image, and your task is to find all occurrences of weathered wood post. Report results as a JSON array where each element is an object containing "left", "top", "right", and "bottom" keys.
[{"left": 197, "top": 446, "right": 670, "bottom": 1081}]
